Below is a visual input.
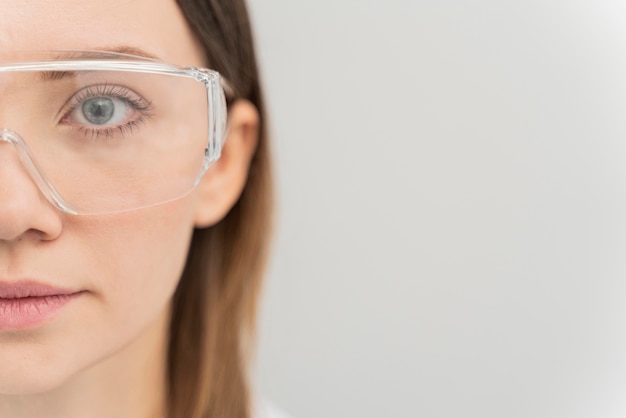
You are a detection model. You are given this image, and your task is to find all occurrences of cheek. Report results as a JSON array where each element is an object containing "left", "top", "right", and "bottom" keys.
[
  {"left": 75, "top": 201, "right": 196, "bottom": 313},
  {"left": 70, "top": 201, "right": 196, "bottom": 360},
  {"left": 59, "top": 198, "right": 198, "bottom": 364},
  {"left": 65, "top": 201, "right": 193, "bottom": 352}
]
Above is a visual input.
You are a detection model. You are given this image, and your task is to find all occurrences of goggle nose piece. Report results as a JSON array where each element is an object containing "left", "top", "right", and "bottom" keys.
[
  {"left": 0, "top": 129, "right": 18, "bottom": 145},
  {"left": 0, "top": 128, "right": 79, "bottom": 215}
]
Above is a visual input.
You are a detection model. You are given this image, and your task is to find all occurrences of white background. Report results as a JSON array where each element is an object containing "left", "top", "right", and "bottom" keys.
[{"left": 248, "top": 1, "right": 626, "bottom": 417}]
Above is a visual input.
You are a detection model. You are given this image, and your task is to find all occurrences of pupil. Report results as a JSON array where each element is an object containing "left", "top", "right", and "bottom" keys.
[{"left": 82, "top": 98, "right": 115, "bottom": 125}]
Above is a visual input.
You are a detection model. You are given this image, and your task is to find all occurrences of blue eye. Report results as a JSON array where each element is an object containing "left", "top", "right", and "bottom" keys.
[
  {"left": 71, "top": 95, "right": 132, "bottom": 127},
  {"left": 60, "top": 84, "right": 153, "bottom": 139},
  {"left": 81, "top": 97, "right": 117, "bottom": 125}
]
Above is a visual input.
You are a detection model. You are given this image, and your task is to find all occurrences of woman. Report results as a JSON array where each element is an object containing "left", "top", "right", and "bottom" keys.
[{"left": 0, "top": 0, "right": 273, "bottom": 417}]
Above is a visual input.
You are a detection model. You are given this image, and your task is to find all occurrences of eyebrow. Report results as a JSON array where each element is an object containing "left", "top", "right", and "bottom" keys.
[
  {"left": 39, "top": 45, "right": 162, "bottom": 81},
  {"left": 63, "top": 46, "right": 161, "bottom": 60}
]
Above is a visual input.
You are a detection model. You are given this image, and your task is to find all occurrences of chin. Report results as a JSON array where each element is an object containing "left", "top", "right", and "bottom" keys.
[
  {"left": 0, "top": 372, "right": 70, "bottom": 396},
  {"left": 0, "top": 346, "right": 78, "bottom": 396}
]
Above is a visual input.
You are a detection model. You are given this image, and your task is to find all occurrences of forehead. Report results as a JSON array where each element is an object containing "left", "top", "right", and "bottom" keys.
[{"left": 0, "top": 0, "right": 205, "bottom": 66}]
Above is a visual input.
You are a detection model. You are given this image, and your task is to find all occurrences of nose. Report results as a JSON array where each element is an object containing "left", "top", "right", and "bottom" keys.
[{"left": 0, "top": 130, "right": 62, "bottom": 241}]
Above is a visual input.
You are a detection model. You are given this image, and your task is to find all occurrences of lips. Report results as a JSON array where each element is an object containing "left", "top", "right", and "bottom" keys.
[
  {"left": 0, "top": 280, "right": 84, "bottom": 330},
  {"left": 0, "top": 280, "right": 78, "bottom": 299}
]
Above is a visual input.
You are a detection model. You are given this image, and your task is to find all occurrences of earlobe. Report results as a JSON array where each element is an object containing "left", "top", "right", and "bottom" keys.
[{"left": 193, "top": 99, "right": 260, "bottom": 228}]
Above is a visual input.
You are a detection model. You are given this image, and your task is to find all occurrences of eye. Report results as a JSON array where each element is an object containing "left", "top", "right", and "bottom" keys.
[
  {"left": 73, "top": 96, "right": 132, "bottom": 126},
  {"left": 58, "top": 84, "right": 153, "bottom": 138}
]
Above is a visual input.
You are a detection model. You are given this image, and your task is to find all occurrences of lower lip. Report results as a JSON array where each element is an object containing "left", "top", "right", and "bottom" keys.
[{"left": 0, "top": 293, "right": 83, "bottom": 330}]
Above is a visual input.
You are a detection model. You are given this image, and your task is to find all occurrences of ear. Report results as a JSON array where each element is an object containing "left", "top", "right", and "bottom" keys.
[{"left": 193, "top": 99, "right": 260, "bottom": 228}]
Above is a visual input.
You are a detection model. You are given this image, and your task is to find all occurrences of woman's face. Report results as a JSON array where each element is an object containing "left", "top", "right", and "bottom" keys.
[{"left": 0, "top": 0, "right": 209, "bottom": 394}]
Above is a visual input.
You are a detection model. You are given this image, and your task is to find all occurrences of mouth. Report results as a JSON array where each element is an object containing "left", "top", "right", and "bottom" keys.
[{"left": 0, "top": 280, "right": 85, "bottom": 330}]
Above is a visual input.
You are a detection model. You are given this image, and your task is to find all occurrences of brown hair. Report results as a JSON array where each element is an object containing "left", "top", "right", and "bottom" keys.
[{"left": 168, "top": 1, "right": 272, "bottom": 417}]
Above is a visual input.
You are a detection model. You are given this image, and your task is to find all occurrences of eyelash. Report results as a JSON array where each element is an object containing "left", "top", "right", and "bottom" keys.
[{"left": 59, "top": 83, "right": 153, "bottom": 140}]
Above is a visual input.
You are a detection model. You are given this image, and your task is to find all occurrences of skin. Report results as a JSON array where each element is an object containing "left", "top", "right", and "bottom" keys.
[{"left": 0, "top": 1, "right": 259, "bottom": 417}]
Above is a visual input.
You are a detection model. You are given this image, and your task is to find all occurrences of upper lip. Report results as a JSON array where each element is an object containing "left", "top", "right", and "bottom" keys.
[{"left": 0, "top": 280, "right": 79, "bottom": 299}]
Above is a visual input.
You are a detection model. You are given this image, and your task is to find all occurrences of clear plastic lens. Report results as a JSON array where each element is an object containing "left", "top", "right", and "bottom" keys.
[{"left": 0, "top": 52, "right": 227, "bottom": 215}]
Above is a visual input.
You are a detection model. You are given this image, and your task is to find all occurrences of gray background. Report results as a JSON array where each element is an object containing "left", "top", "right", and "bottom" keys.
[{"left": 248, "top": 1, "right": 626, "bottom": 417}]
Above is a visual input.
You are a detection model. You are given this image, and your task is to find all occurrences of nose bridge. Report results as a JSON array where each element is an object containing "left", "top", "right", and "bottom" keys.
[
  {"left": 0, "top": 129, "right": 28, "bottom": 170},
  {"left": 0, "top": 128, "right": 40, "bottom": 193},
  {"left": 0, "top": 73, "right": 12, "bottom": 101},
  {"left": 0, "top": 71, "right": 40, "bottom": 129},
  {"left": 0, "top": 129, "right": 63, "bottom": 241},
  {"left": 0, "top": 129, "right": 75, "bottom": 215},
  {"left": 0, "top": 72, "right": 73, "bottom": 217},
  {"left": 0, "top": 132, "right": 44, "bottom": 228}
]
